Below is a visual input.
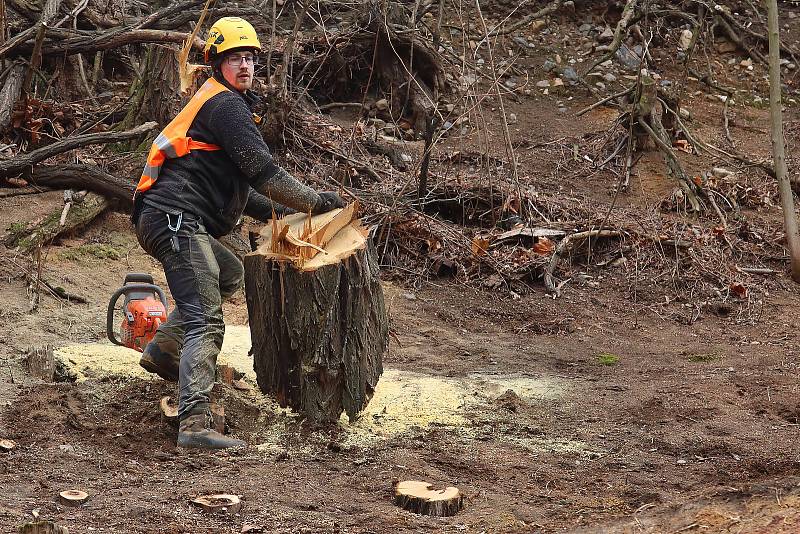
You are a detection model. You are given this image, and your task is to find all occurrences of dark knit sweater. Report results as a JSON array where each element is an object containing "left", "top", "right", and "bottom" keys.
[{"left": 136, "top": 75, "right": 313, "bottom": 237}]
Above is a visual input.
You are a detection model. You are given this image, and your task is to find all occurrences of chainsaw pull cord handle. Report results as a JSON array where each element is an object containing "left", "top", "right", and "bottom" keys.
[
  {"left": 106, "top": 283, "right": 169, "bottom": 346},
  {"left": 166, "top": 212, "right": 182, "bottom": 253}
]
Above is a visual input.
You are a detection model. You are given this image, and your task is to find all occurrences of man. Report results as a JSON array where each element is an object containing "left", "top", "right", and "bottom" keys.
[{"left": 132, "top": 17, "right": 345, "bottom": 449}]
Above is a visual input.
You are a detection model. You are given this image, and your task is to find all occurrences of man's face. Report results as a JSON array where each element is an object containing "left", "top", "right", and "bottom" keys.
[{"left": 221, "top": 50, "right": 255, "bottom": 91}]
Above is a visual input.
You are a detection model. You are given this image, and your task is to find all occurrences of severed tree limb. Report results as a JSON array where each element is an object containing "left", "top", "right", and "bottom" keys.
[
  {"left": 28, "top": 164, "right": 135, "bottom": 205},
  {"left": 543, "top": 229, "right": 622, "bottom": 296},
  {"left": 8, "top": 28, "right": 204, "bottom": 58},
  {"left": 0, "top": 121, "right": 157, "bottom": 178},
  {"left": 4, "top": 191, "right": 111, "bottom": 252},
  {"left": 585, "top": 0, "right": 640, "bottom": 77}
]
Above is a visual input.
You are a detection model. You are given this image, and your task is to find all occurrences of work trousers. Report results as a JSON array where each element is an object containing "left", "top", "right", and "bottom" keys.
[{"left": 134, "top": 205, "right": 244, "bottom": 419}]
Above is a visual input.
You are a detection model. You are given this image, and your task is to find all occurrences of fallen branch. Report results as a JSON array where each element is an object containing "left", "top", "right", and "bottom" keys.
[
  {"left": 8, "top": 28, "right": 204, "bottom": 58},
  {"left": 585, "top": 0, "right": 640, "bottom": 77},
  {"left": 28, "top": 164, "right": 136, "bottom": 204},
  {"left": 0, "top": 121, "right": 157, "bottom": 179},
  {"left": 543, "top": 229, "right": 623, "bottom": 295}
]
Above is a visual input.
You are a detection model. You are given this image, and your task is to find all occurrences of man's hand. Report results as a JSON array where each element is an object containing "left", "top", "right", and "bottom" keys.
[{"left": 312, "top": 191, "right": 347, "bottom": 214}]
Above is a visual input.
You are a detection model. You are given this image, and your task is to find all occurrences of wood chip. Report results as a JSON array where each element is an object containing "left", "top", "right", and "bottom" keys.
[
  {"left": 0, "top": 439, "right": 16, "bottom": 452},
  {"left": 58, "top": 489, "right": 89, "bottom": 506},
  {"left": 191, "top": 494, "right": 242, "bottom": 514},
  {"left": 394, "top": 480, "right": 463, "bottom": 517}
]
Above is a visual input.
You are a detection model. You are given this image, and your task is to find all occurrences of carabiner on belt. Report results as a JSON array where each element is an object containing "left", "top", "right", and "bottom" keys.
[{"left": 166, "top": 212, "right": 183, "bottom": 253}]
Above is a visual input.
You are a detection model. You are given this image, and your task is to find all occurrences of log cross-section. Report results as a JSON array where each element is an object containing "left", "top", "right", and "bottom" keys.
[{"left": 244, "top": 207, "right": 387, "bottom": 423}]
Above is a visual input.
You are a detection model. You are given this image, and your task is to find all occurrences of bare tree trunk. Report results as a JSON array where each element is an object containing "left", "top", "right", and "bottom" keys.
[{"left": 766, "top": 0, "right": 800, "bottom": 282}]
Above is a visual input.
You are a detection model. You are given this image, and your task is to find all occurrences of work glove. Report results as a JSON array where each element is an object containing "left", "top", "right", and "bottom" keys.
[{"left": 312, "top": 191, "right": 347, "bottom": 214}]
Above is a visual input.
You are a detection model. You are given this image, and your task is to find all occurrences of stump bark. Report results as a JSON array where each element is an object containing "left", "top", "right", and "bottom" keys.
[{"left": 243, "top": 207, "right": 387, "bottom": 423}]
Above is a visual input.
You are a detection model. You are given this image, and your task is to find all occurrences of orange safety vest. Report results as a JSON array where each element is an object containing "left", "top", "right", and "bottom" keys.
[{"left": 135, "top": 77, "right": 230, "bottom": 194}]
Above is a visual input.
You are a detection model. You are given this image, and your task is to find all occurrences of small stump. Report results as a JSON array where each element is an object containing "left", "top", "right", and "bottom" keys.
[
  {"left": 58, "top": 489, "right": 89, "bottom": 506},
  {"left": 244, "top": 205, "right": 387, "bottom": 424},
  {"left": 18, "top": 520, "right": 69, "bottom": 534},
  {"left": 394, "top": 480, "right": 463, "bottom": 517},
  {"left": 0, "top": 439, "right": 16, "bottom": 452},
  {"left": 191, "top": 494, "right": 242, "bottom": 514}
]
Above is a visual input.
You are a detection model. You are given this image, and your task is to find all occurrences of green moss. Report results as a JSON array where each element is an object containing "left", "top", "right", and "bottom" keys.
[
  {"left": 686, "top": 353, "right": 717, "bottom": 363},
  {"left": 596, "top": 353, "right": 620, "bottom": 366},
  {"left": 61, "top": 243, "right": 122, "bottom": 261}
]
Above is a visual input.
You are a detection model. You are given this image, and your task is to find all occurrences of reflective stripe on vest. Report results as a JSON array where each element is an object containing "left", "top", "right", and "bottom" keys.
[{"left": 135, "top": 77, "right": 230, "bottom": 194}]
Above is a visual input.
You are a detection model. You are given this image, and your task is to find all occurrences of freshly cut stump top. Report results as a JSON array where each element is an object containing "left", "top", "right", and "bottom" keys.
[
  {"left": 191, "top": 494, "right": 242, "bottom": 514},
  {"left": 58, "top": 489, "right": 89, "bottom": 506},
  {"left": 0, "top": 438, "right": 16, "bottom": 452},
  {"left": 394, "top": 480, "right": 464, "bottom": 517}
]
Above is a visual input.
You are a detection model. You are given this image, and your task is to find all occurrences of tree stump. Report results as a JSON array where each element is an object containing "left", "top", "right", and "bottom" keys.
[
  {"left": 26, "top": 345, "right": 54, "bottom": 381},
  {"left": 18, "top": 521, "right": 69, "bottom": 534},
  {"left": 191, "top": 494, "right": 242, "bottom": 514},
  {"left": 57, "top": 490, "right": 88, "bottom": 506},
  {"left": 243, "top": 205, "right": 387, "bottom": 423},
  {"left": 394, "top": 480, "right": 464, "bottom": 517}
]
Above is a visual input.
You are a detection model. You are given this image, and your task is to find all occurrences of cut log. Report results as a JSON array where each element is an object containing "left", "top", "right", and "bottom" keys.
[
  {"left": 0, "top": 439, "right": 17, "bottom": 452},
  {"left": 393, "top": 480, "right": 463, "bottom": 517},
  {"left": 191, "top": 494, "right": 241, "bottom": 514},
  {"left": 244, "top": 207, "right": 387, "bottom": 423},
  {"left": 58, "top": 489, "right": 88, "bottom": 506},
  {"left": 26, "top": 345, "right": 55, "bottom": 381},
  {"left": 4, "top": 192, "right": 110, "bottom": 252},
  {"left": 18, "top": 521, "right": 69, "bottom": 534}
]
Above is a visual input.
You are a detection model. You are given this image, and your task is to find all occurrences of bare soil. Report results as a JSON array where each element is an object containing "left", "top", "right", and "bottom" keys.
[{"left": 5, "top": 10, "right": 800, "bottom": 534}]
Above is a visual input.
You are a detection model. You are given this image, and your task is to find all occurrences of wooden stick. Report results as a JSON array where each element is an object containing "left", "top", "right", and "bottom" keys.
[{"left": 0, "top": 121, "right": 156, "bottom": 178}]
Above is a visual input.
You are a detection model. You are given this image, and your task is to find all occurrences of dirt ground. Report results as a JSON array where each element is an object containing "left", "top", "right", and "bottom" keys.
[{"left": 5, "top": 8, "right": 800, "bottom": 534}]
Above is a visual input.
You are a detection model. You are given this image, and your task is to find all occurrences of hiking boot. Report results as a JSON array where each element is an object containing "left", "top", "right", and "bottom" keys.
[
  {"left": 139, "top": 339, "right": 180, "bottom": 382},
  {"left": 177, "top": 410, "right": 246, "bottom": 450}
]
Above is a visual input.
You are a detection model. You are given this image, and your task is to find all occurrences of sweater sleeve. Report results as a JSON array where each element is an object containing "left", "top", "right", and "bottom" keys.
[
  {"left": 207, "top": 94, "right": 282, "bottom": 185},
  {"left": 208, "top": 94, "right": 321, "bottom": 212}
]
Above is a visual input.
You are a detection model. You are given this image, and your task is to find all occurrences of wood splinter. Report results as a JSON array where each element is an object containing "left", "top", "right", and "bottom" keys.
[
  {"left": 159, "top": 396, "right": 224, "bottom": 432},
  {"left": 58, "top": 489, "right": 89, "bottom": 506},
  {"left": 393, "top": 480, "right": 464, "bottom": 517},
  {"left": 191, "top": 494, "right": 242, "bottom": 514}
]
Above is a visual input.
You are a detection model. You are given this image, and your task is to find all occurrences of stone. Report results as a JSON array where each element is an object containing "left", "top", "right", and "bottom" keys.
[
  {"left": 552, "top": 77, "right": 564, "bottom": 87},
  {"left": 476, "top": 58, "right": 485, "bottom": 66},
  {"left": 558, "top": 106, "right": 568, "bottom": 113},
  {"left": 679, "top": 107, "right": 691, "bottom": 120},
  {"left": 368, "top": 118, "right": 386, "bottom": 129},
  {"left": 679, "top": 29, "right": 693, "bottom": 51},
  {"left": 615, "top": 43, "right": 641, "bottom": 71},
  {"left": 444, "top": 103, "right": 455, "bottom": 113},
  {"left": 740, "top": 58, "right": 753, "bottom": 68},
  {"left": 579, "top": 23, "right": 592, "bottom": 34},
  {"left": 599, "top": 27, "right": 614, "bottom": 42},
  {"left": 543, "top": 59, "right": 556, "bottom": 72},
  {"left": 460, "top": 74, "right": 477, "bottom": 86},
  {"left": 536, "top": 80, "right": 550, "bottom": 88},
  {"left": 512, "top": 36, "right": 531, "bottom": 49},
  {"left": 401, "top": 154, "right": 413, "bottom": 163},
  {"left": 712, "top": 167, "right": 734, "bottom": 178},
  {"left": 375, "top": 99, "right": 389, "bottom": 112},
  {"left": 560, "top": 67, "right": 580, "bottom": 84},
  {"left": 595, "top": 82, "right": 606, "bottom": 91},
  {"left": 508, "top": 113, "right": 517, "bottom": 124},
  {"left": 600, "top": 59, "right": 613, "bottom": 68},
  {"left": 603, "top": 73, "right": 617, "bottom": 83}
]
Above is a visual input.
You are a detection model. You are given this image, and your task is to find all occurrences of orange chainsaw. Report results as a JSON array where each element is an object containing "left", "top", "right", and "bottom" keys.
[{"left": 107, "top": 273, "right": 168, "bottom": 352}]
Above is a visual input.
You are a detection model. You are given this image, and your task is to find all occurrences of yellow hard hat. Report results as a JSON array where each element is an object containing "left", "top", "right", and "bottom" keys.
[{"left": 204, "top": 17, "right": 262, "bottom": 63}]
